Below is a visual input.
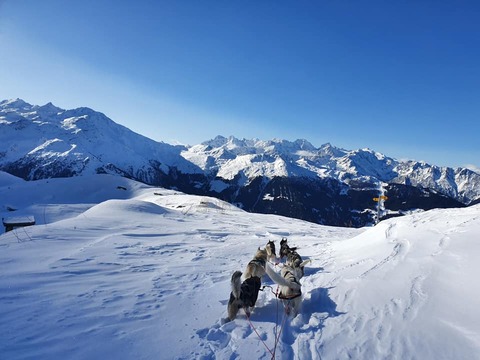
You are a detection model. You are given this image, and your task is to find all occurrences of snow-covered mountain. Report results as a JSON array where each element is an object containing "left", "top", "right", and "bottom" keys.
[
  {"left": 182, "top": 135, "right": 479, "bottom": 205},
  {"left": 1, "top": 172, "right": 479, "bottom": 359},
  {"left": 0, "top": 98, "right": 199, "bottom": 181},
  {"left": 1, "top": 99, "right": 479, "bottom": 227}
]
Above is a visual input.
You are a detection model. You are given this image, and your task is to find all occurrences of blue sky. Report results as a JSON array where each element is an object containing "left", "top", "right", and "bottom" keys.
[{"left": 1, "top": 1, "right": 479, "bottom": 170}]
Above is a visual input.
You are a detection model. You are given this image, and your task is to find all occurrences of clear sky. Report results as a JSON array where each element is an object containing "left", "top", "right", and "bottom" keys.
[{"left": 1, "top": 1, "right": 479, "bottom": 170}]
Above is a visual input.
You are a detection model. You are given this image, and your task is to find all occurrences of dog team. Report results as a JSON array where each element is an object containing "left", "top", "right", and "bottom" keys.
[{"left": 227, "top": 237, "right": 310, "bottom": 321}]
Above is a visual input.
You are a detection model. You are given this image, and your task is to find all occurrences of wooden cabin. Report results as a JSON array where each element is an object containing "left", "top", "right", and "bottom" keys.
[{"left": 2, "top": 216, "right": 36, "bottom": 232}]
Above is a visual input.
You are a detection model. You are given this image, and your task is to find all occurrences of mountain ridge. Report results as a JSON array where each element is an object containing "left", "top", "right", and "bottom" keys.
[{"left": 1, "top": 98, "right": 478, "bottom": 226}]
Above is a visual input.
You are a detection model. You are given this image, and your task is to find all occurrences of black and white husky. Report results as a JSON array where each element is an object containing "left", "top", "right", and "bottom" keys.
[
  {"left": 279, "top": 237, "right": 297, "bottom": 258},
  {"left": 227, "top": 241, "right": 277, "bottom": 321},
  {"left": 279, "top": 238, "right": 305, "bottom": 276},
  {"left": 227, "top": 271, "right": 261, "bottom": 320}
]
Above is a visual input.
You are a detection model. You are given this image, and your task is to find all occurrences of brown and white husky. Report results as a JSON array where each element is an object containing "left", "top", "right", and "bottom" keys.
[{"left": 243, "top": 240, "right": 277, "bottom": 279}]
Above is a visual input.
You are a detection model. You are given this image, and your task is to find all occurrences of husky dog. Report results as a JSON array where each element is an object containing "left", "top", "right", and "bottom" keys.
[
  {"left": 227, "top": 241, "right": 277, "bottom": 321},
  {"left": 279, "top": 237, "right": 297, "bottom": 258},
  {"left": 265, "top": 261, "right": 308, "bottom": 317},
  {"left": 266, "top": 240, "right": 309, "bottom": 317},
  {"left": 243, "top": 240, "right": 277, "bottom": 279},
  {"left": 227, "top": 271, "right": 261, "bottom": 320},
  {"left": 279, "top": 238, "right": 304, "bottom": 277}
]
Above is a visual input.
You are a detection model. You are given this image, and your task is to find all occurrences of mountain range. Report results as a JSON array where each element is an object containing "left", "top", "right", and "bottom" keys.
[{"left": 1, "top": 98, "right": 479, "bottom": 227}]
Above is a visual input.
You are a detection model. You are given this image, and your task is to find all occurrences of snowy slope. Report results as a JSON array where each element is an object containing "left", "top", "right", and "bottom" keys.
[
  {"left": 321, "top": 209, "right": 480, "bottom": 359},
  {"left": 1, "top": 173, "right": 479, "bottom": 359}
]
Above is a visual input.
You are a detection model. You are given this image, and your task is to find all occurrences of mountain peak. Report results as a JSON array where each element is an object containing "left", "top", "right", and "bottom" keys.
[
  {"left": 202, "top": 135, "right": 251, "bottom": 150},
  {"left": 36, "top": 102, "right": 64, "bottom": 116},
  {"left": 0, "top": 98, "right": 32, "bottom": 110},
  {"left": 293, "top": 138, "right": 316, "bottom": 151}
]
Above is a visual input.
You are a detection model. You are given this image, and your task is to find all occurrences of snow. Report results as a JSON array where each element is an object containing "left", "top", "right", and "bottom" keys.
[{"left": 1, "top": 171, "right": 480, "bottom": 359}]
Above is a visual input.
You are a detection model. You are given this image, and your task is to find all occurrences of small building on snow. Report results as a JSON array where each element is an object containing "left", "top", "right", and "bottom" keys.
[{"left": 2, "top": 216, "right": 36, "bottom": 232}]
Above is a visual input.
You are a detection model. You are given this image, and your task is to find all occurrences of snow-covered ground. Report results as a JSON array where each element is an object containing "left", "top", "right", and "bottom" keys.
[{"left": 1, "top": 172, "right": 479, "bottom": 359}]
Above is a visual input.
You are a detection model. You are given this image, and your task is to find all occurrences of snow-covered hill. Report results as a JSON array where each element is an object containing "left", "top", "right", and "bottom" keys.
[
  {"left": 1, "top": 172, "right": 479, "bottom": 359},
  {"left": 1, "top": 99, "right": 479, "bottom": 227}
]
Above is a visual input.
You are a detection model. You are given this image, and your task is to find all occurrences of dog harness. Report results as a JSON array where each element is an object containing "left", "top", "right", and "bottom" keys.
[
  {"left": 278, "top": 270, "right": 302, "bottom": 300},
  {"left": 278, "top": 291, "right": 302, "bottom": 300},
  {"left": 248, "top": 258, "right": 266, "bottom": 268}
]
